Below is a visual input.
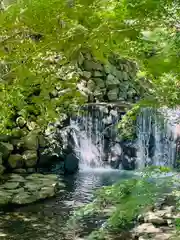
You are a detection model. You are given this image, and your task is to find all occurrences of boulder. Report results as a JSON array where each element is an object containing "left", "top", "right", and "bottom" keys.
[
  {"left": 8, "top": 154, "right": 24, "bottom": 169},
  {"left": 22, "top": 132, "right": 38, "bottom": 150},
  {"left": 16, "top": 116, "right": 26, "bottom": 128},
  {"left": 22, "top": 150, "right": 38, "bottom": 167},
  {"left": 64, "top": 153, "right": 79, "bottom": 173},
  {"left": 0, "top": 142, "right": 13, "bottom": 160}
]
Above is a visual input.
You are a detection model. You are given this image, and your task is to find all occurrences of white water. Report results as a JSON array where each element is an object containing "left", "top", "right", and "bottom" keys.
[
  {"left": 136, "top": 107, "right": 180, "bottom": 169},
  {"left": 67, "top": 105, "right": 179, "bottom": 170},
  {"left": 69, "top": 105, "right": 120, "bottom": 169}
]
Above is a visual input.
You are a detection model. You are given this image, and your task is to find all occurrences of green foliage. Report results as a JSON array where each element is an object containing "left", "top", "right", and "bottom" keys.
[
  {"left": 0, "top": 0, "right": 180, "bottom": 134},
  {"left": 117, "top": 105, "right": 140, "bottom": 140},
  {"left": 68, "top": 167, "right": 175, "bottom": 239}
]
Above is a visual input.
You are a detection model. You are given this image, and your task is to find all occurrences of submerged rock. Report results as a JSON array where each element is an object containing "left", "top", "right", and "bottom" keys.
[{"left": 64, "top": 153, "right": 79, "bottom": 173}]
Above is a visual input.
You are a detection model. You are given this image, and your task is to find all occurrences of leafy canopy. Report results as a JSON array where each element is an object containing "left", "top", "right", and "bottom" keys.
[{"left": 0, "top": 0, "right": 179, "bottom": 134}]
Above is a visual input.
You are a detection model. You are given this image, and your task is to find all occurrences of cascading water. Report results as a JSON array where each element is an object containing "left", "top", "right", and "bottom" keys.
[
  {"left": 69, "top": 105, "right": 121, "bottom": 169},
  {"left": 136, "top": 107, "right": 180, "bottom": 169}
]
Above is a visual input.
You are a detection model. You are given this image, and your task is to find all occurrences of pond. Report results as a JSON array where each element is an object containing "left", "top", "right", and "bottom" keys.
[{"left": 0, "top": 168, "right": 135, "bottom": 240}]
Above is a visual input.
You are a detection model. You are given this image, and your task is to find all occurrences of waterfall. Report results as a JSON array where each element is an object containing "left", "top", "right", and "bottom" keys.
[
  {"left": 69, "top": 105, "right": 121, "bottom": 168},
  {"left": 136, "top": 107, "right": 179, "bottom": 168}
]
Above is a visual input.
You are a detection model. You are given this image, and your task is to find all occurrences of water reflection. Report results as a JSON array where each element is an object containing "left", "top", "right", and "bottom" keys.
[{"left": 0, "top": 169, "right": 134, "bottom": 240}]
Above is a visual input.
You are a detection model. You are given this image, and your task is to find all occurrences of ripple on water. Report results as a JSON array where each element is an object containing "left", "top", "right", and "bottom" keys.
[{"left": 0, "top": 169, "right": 135, "bottom": 240}]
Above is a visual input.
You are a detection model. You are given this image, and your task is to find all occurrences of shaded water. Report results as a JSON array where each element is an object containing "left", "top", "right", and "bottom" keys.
[{"left": 0, "top": 169, "right": 134, "bottom": 240}]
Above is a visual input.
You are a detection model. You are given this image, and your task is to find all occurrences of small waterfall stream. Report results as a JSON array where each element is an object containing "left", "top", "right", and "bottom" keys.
[
  {"left": 69, "top": 105, "right": 121, "bottom": 168},
  {"left": 136, "top": 107, "right": 180, "bottom": 169},
  {"left": 63, "top": 104, "right": 179, "bottom": 170}
]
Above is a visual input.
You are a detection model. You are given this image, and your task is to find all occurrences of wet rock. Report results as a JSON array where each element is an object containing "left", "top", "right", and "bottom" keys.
[
  {"left": 64, "top": 153, "right": 79, "bottom": 173},
  {"left": 22, "top": 150, "right": 38, "bottom": 167},
  {"left": 8, "top": 154, "right": 24, "bottom": 169},
  {"left": 122, "top": 155, "right": 136, "bottom": 170}
]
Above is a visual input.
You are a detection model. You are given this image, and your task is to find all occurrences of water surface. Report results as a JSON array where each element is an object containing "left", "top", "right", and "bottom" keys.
[{"left": 0, "top": 169, "right": 134, "bottom": 240}]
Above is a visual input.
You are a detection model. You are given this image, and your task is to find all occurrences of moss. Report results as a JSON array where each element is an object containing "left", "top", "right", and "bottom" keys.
[{"left": 117, "top": 105, "right": 140, "bottom": 141}]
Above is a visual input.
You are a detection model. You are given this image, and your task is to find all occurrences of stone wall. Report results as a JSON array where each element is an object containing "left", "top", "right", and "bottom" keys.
[
  {"left": 0, "top": 52, "right": 142, "bottom": 175},
  {"left": 54, "top": 52, "right": 142, "bottom": 104}
]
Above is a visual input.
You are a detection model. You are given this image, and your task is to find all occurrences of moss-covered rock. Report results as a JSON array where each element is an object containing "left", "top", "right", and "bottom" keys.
[
  {"left": 22, "top": 150, "right": 38, "bottom": 167},
  {"left": 0, "top": 173, "right": 63, "bottom": 206},
  {"left": 8, "top": 154, "right": 24, "bottom": 169},
  {"left": 0, "top": 142, "right": 13, "bottom": 160},
  {"left": 22, "top": 132, "right": 38, "bottom": 150}
]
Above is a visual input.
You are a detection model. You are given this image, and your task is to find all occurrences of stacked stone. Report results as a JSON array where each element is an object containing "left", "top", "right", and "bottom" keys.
[
  {"left": 0, "top": 173, "right": 64, "bottom": 206},
  {"left": 76, "top": 52, "right": 139, "bottom": 102},
  {"left": 0, "top": 117, "right": 47, "bottom": 175}
]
